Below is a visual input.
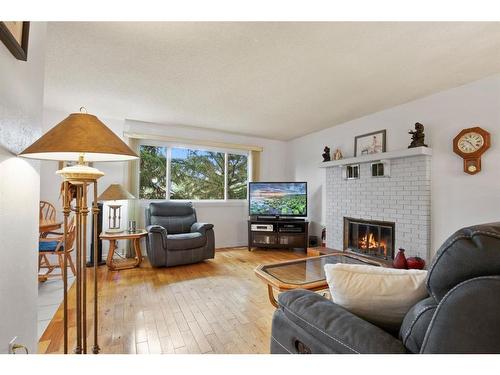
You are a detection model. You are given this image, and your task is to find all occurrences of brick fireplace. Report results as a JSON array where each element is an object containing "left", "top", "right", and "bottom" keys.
[{"left": 321, "top": 147, "right": 432, "bottom": 261}]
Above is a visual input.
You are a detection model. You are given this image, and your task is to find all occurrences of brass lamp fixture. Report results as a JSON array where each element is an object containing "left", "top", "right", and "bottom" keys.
[
  {"left": 98, "top": 184, "right": 135, "bottom": 233},
  {"left": 19, "top": 109, "right": 137, "bottom": 354}
]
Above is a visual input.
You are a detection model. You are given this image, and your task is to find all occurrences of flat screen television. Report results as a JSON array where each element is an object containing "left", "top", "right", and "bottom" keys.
[{"left": 249, "top": 182, "right": 307, "bottom": 217}]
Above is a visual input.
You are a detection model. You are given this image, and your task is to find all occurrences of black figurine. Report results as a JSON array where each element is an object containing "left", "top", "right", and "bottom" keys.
[
  {"left": 322, "top": 146, "right": 331, "bottom": 162},
  {"left": 408, "top": 122, "right": 428, "bottom": 148}
]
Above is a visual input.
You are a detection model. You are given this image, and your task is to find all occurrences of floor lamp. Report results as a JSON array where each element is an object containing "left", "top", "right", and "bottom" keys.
[{"left": 19, "top": 110, "right": 138, "bottom": 354}]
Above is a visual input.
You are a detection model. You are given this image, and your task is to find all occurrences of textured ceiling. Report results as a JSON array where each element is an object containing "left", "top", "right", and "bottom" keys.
[{"left": 44, "top": 22, "right": 500, "bottom": 140}]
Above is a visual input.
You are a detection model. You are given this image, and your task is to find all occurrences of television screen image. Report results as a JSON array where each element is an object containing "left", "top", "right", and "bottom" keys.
[{"left": 249, "top": 182, "right": 307, "bottom": 217}]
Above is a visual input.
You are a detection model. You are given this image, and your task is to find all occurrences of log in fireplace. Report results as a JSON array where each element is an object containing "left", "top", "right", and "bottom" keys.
[{"left": 343, "top": 217, "right": 395, "bottom": 260}]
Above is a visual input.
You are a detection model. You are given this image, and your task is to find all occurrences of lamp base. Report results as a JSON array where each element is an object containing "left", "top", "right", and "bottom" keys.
[
  {"left": 105, "top": 228, "right": 124, "bottom": 234},
  {"left": 56, "top": 163, "right": 104, "bottom": 180}
]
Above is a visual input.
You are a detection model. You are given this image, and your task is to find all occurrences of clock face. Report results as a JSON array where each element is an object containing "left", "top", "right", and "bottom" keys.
[{"left": 457, "top": 132, "right": 484, "bottom": 153}]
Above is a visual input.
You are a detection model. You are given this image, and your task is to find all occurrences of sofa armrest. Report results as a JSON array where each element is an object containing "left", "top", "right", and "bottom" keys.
[
  {"left": 146, "top": 225, "right": 167, "bottom": 248},
  {"left": 146, "top": 224, "right": 167, "bottom": 235},
  {"left": 190, "top": 222, "right": 214, "bottom": 235},
  {"left": 421, "top": 276, "right": 500, "bottom": 353},
  {"left": 145, "top": 225, "right": 168, "bottom": 267},
  {"left": 276, "top": 289, "right": 406, "bottom": 354}
]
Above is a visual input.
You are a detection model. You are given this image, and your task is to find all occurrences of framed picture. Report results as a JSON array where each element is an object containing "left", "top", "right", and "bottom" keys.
[
  {"left": 0, "top": 21, "right": 30, "bottom": 61},
  {"left": 354, "top": 129, "right": 386, "bottom": 156}
]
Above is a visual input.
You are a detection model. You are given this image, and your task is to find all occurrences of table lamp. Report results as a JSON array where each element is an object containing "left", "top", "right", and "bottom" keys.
[
  {"left": 19, "top": 109, "right": 138, "bottom": 354},
  {"left": 98, "top": 184, "right": 135, "bottom": 233}
]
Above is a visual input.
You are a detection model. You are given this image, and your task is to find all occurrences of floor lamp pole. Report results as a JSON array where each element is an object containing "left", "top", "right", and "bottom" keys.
[
  {"left": 92, "top": 180, "right": 100, "bottom": 354},
  {"left": 62, "top": 181, "right": 69, "bottom": 354},
  {"left": 62, "top": 178, "right": 100, "bottom": 354},
  {"left": 75, "top": 184, "right": 82, "bottom": 353}
]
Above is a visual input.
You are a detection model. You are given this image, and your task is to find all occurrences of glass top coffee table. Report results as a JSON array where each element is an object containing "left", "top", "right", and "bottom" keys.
[{"left": 254, "top": 251, "right": 387, "bottom": 307}]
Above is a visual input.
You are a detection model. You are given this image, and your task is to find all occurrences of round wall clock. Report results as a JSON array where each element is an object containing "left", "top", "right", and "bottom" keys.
[{"left": 453, "top": 126, "right": 490, "bottom": 175}]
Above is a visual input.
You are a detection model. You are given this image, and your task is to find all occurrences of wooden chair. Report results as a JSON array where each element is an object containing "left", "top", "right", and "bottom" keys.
[
  {"left": 40, "top": 200, "right": 57, "bottom": 221},
  {"left": 39, "top": 201, "right": 57, "bottom": 237},
  {"left": 38, "top": 217, "right": 77, "bottom": 280}
]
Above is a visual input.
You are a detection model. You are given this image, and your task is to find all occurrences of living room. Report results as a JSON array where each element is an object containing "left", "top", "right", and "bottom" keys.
[{"left": 2, "top": 1, "right": 500, "bottom": 372}]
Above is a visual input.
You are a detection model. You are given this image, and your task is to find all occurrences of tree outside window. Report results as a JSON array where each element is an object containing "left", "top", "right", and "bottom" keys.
[
  {"left": 171, "top": 148, "right": 225, "bottom": 200},
  {"left": 227, "top": 154, "right": 248, "bottom": 199},
  {"left": 139, "top": 144, "right": 248, "bottom": 200},
  {"left": 139, "top": 145, "right": 167, "bottom": 199}
]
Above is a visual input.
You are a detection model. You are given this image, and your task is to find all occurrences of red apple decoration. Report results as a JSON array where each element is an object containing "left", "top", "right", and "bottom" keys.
[{"left": 407, "top": 256, "right": 426, "bottom": 270}]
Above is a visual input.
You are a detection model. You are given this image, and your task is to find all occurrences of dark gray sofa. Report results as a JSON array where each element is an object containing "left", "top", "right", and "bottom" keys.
[
  {"left": 271, "top": 222, "right": 500, "bottom": 354},
  {"left": 145, "top": 201, "right": 215, "bottom": 267}
]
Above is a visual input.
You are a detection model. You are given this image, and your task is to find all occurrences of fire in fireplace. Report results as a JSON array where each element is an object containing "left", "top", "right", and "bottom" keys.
[{"left": 343, "top": 217, "right": 395, "bottom": 260}]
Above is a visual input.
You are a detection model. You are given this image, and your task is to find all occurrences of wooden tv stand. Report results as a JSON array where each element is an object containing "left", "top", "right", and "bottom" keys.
[{"left": 248, "top": 218, "right": 308, "bottom": 252}]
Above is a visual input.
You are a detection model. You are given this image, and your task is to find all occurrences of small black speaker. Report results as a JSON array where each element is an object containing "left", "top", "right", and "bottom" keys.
[{"left": 87, "top": 202, "right": 105, "bottom": 267}]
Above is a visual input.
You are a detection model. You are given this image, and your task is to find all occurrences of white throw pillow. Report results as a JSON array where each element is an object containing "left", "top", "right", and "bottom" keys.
[{"left": 324, "top": 263, "right": 428, "bottom": 331}]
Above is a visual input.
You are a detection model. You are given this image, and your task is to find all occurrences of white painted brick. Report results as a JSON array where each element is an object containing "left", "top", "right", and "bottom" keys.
[{"left": 325, "top": 154, "right": 431, "bottom": 262}]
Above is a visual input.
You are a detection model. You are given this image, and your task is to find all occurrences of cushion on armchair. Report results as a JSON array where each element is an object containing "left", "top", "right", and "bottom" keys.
[
  {"left": 324, "top": 264, "right": 428, "bottom": 331},
  {"left": 148, "top": 201, "right": 197, "bottom": 234},
  {"left": 39, "top": 241, "right": 63, "bottom": 252},
  {"left": 167, "top": 232, "right": 206, "bottom": 250}
]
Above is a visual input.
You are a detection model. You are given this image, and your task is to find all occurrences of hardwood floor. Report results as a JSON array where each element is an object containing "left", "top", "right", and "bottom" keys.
[{"left": 38, "top": 247, "right": 305, "bottom": 354}]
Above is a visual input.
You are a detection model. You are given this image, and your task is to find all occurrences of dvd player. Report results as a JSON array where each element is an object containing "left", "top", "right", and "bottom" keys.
[{"left": 250, "top": 224, "right": 274, "bottom": 232}]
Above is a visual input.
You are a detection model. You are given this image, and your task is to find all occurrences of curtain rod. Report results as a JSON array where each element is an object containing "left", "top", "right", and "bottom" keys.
[{"left": 123, "top": 132, "right": 263, "bottom": 152}]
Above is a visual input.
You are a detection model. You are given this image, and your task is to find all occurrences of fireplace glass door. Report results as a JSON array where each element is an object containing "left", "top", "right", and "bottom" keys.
[{"left": 344, "top": 218, "right": 395, "bottom": 260}]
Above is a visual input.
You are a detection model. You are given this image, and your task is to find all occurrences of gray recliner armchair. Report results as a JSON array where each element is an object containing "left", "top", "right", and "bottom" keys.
[
  {"left": 145, "top": 201, "right": 215, "bottom": 267},
  {"left": 271, "top": 222, "right": 500, "bottom": 354}
]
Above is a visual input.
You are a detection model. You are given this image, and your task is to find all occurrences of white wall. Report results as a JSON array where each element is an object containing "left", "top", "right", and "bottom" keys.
[
  {"left": 0, "top": 22, "right": 46, "bottom": 354},
  {"left": 287, "top": 74, "right": 500, "bottom": 257},
  {"left": 40, "top": 113, "right": 289, "bottom": 249}
]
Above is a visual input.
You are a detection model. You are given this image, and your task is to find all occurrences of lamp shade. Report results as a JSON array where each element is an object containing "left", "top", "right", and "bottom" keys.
[
  {"left": 19, "top": 113, "right": 138, "bottom": 162},
  {"left": 97, "top": 184, "right": 135, "bottom": 201}
]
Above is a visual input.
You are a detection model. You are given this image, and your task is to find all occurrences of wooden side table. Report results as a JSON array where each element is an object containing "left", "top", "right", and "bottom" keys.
[{"left": 100, "top": 229, "right": 147, "bottom": 271}]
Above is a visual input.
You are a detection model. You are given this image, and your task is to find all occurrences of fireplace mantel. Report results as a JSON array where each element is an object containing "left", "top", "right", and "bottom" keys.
[{"left": 319, "top": 146, "right": 432, "bottom": 168}]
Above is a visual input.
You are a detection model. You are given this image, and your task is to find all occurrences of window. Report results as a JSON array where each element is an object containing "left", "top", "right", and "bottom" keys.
[
  {"left": 370, "top": 161, "right": 390, "bottom": 178},
  {"left": 139, "top": 145, "right": 167, "bottom": 199},
  {"left": 371, "top": 162, "right": 384, "bottom": 177},
  {"left": 138, "top": 143, "right": 249, "bottom": 200},
  {"left": 171, "top": 148, "right": 225, "bottom": 200},
  {"left": 227, "top": 153, "right": 248, "bottom": 199},
  {"left": 345, "top": 164, "right": 360, "bottom": 179}
]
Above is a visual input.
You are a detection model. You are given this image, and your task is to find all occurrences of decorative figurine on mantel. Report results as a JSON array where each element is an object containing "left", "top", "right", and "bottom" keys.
[
  {"left": 408, "top": 122, "right": 428, "bottom": 148},
  {"left": 322, "top": 146, "right": 331, "bottom": 162},
  {"left": 334, "top": 148, "right": 343, "bottom": 160}
]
